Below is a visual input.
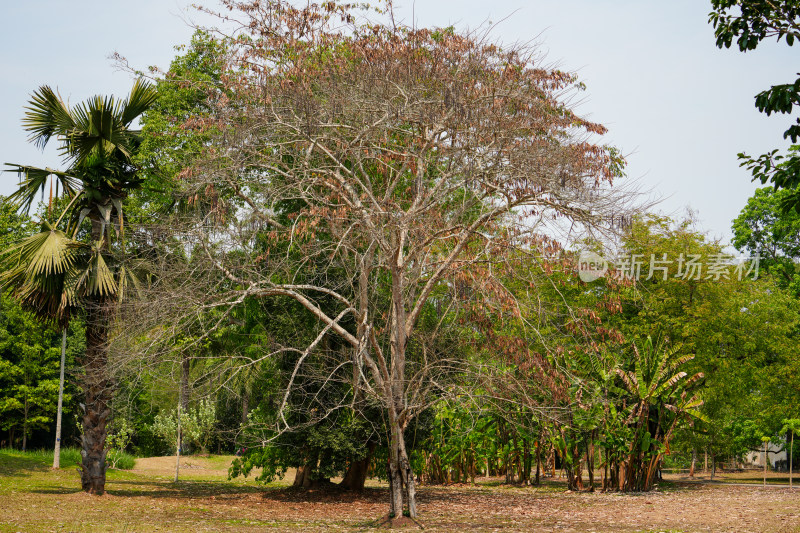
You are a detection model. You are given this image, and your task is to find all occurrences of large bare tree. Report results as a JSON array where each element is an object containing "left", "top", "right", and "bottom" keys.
[{"left": 128, "top": 0, "right": 628, "bottom": 521}]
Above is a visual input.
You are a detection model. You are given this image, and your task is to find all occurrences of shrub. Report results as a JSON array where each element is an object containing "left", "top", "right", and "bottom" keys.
[{"left": 107, "top": 449, "right": 136, "bottom": 470}]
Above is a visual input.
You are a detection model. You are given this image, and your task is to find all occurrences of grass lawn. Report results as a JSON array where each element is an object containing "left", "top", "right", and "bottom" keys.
[{"left": 2, "top": 449, "right": 800, "bottom": 532}]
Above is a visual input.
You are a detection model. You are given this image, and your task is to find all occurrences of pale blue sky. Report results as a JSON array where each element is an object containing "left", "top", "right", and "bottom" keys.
[{"left": 1, "top": 1, "right": 796, "bottom": 245}]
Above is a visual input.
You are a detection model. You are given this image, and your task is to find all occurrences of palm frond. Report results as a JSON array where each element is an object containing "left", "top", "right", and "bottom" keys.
[
  {"left": 21, "top": 86, "right": 75, "bottom": 151},
  {"left": 69, "top": 96, "right": 120, "bottom": 163},
  {"left": 121, "top": 79, "right": 158, "bottom": 126},
  {"left": 0, "top": 228, "right": 86, "bottom": 327},
  {"left": 4, "top": 165, "right": 80, "bottom": 213},
  {"left": 2, "top": 223, "right": 78, "bottom": 277},
  {"left": 75, "top": 243, "right": 117, "bottom": 298}
]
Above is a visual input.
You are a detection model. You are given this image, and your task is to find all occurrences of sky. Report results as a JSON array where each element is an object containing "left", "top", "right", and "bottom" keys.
[{"left": 1, "top": 1, "right": 796, "bottom": 246}]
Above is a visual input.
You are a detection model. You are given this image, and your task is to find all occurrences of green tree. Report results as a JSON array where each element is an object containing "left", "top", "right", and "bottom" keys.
[
  {"left": 710, "top": 0, "right": 800, "bottom": 212},
  {"left": 618, "top": 214, "right": 799, "bottom": 471},
  {"left": 732, "top": 186, "right": 800, "bottom": 294},
  {"left": 1, "top": 80, "right": 157, "bottom": 494},
  {"left": 0, "top": 301, "right": 63, "bottom": 450}
]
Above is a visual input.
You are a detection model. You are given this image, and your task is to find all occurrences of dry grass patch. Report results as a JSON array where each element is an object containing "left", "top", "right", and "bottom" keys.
[{"left": 2, "top": 451, "right": 800, "bottom": 532}]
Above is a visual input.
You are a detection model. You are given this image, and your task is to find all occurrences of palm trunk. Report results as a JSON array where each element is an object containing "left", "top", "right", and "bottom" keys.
[
  {"left": 79, "top": 216, "right": 112, "bottom": 495},
  {"left": 80, "top": 297, "right": 111, "bottom": 494}
]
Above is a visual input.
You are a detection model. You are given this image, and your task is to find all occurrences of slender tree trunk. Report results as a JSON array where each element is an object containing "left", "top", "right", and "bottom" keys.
[
  {"left": 53, "top": 328, "right": 67, "bottom": 469},
  {"left": 174, "top": 401, "right": 181, "bottom": 482},
  {"left": 790, "top": 432, "right": 794, "bottom": 490},
  {"left": 241, "top": 391, "right": 249, "bottom": 425},
  {"left": 711, "top": 451, "right": 716, "bottom": 481},
  {"left": 22, "top": 397, "right": 28, "bottom": 452},
  {"left": 180, "top": 354, "right": 190, "bottom": 412},
  {"left": 586, "top": 433, "right": 596, "bottom": 492},
  {"left": 534, "top": 433, "right": 541, "bottom": 486},
  {"left": 689, "top": 447, "right": 696, "bottom": 478}
]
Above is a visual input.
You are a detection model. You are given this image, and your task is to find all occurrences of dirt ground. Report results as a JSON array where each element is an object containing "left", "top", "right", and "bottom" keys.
[{"left": 2, "top": 454, "right": 800, "bottom": 532}]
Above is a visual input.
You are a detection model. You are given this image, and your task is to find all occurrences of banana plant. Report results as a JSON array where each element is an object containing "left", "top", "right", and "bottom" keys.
[{"left": 617, "top": 336, "right": 705, "bottom": 491}]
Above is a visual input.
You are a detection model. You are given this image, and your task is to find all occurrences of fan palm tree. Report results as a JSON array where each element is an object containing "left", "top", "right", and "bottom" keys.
[{"left": 1, "top": 80, "right": 157, "bottom": 494}]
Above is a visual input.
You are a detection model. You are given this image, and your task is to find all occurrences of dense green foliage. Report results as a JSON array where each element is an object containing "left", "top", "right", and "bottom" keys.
[
  {"left": 1, "top": 6, "right": 799, "bottom": 508},
  {"left": 710, "top": 0, "right": 800, "bottom": 212}
]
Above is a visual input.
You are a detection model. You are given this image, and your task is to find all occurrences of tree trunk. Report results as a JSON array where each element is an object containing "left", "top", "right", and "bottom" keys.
[
  {"left": 78, "top": 216, "right": 113, "bottom": 495},
  {"left": 180, "top": 354, "right": 190, "bottom": 412},
  {"left": 292, "top": 450, "right": 330, "bottom": 489},
  {"left": 79, "top": 297, "right": 112, "bottom": 495},
  {"left": 53, "top": 328, "right": 67, "bottom": 469},
  {"left": 534, "top": 434, "right": 541, "bottom": 486},
  {"left": 293, "top": 464, "right": 311, "bottom": 488},
  {"left": 389, "top": 420, "right": 403, "bottom": 517},
  {"left": 586, "top": 433, "right": 596, "bottom": 492},
  {"left": 340, "top": 441, "right": 375, "bottom": 491},
  {"left": 241, "top": 391, "right": 250, "bottom": 425},
  {"left": 689, "top": 447, "right": 696, "bottom": 478},
  {"left": 711, "top": 451, "right": 716, "bottom": 481},
  {"left": 401, "top": 450, "right": 417, "bottom": 518},
  {"left": 174, "top": 401, "right": 181, "bottom": 482},
  {"left": 22, "top": 396, "right": 28, "bottom": 452},
  {"left": 389, "top": 451, "right": 403, "bottom": 517}
]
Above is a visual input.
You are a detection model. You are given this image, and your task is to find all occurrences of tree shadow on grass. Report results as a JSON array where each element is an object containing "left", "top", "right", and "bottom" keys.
[
  {"left": 0, "top": 450, "right": 78, "bottom": 478},
  {"left": 32, "top": 479, "right": 396, "bottom": 506},
  {"left": 257, "top": 485, "right": 388, "bottom": 504},
  {"left": 31, "top": 479, "right": 268, "bottom": 498}
]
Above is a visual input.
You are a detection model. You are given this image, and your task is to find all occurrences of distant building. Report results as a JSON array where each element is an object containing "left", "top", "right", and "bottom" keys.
[{"left": 745, "top": 441, "right": 786, "bottom": 468}]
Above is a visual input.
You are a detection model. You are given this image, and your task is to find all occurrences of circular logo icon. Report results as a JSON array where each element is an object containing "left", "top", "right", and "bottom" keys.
[{"left": 578, "top": 250, "right": 608, "bottom": 282}]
